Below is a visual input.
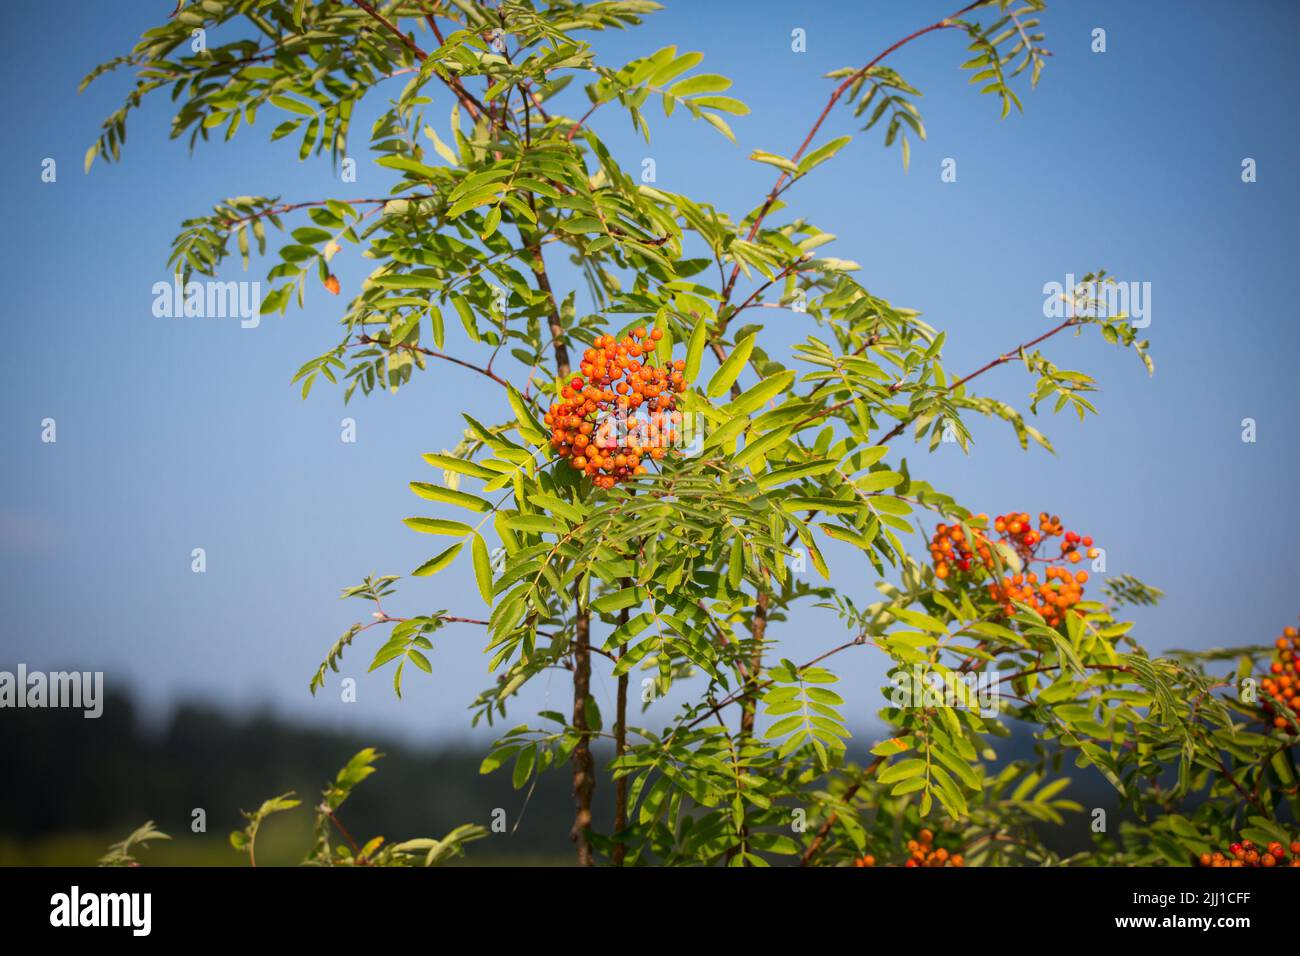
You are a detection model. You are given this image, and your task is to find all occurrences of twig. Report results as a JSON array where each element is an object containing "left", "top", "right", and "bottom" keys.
[
  {"left": 355, "top": 334, "right": 512, "bottom": 388},
  {"left": 719, "top": 0, "right": 992, "bottom": 309},
  {"left": 874, "top": 316, "right": 1080, "bottom": 445},
  {"left": 800, "top": 755, "right": 885, "bottom": 866}
]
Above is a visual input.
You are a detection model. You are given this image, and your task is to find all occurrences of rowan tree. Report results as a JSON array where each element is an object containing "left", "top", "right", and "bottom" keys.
[{"left": 88, "top": 0, "right": 1299, "bottom": 867}]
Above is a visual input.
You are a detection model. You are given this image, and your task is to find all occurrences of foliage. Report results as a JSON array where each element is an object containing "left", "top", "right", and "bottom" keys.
[
  {"left": 105, "top": 749, "right": 487, "bottom": 867},
  {"left": 97, "top": 821, "right": 171, "bottom": 867},
  {"left": 88, "top": 0, "right": 1288, "bottom": 867}
]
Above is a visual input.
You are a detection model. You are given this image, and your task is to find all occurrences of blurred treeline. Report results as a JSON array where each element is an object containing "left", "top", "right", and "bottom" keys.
[
  {"left": 0, "top": 690, "right": 576, "bottom": 866},
  {"left": 0, "top": 690, "right": 1139, "bottom": 866}
]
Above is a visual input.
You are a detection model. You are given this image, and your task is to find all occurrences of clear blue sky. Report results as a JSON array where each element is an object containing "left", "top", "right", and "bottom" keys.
[{"left": 2, "top": 0, "right": 1297, "bottom": 747}]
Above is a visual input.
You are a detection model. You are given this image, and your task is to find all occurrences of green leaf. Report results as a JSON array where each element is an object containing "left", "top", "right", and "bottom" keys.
[
  {"left": 857, "top": 471, "right": 904, "bottom": 493},
  {"left": 706, "top": 332, "right": 755, "bottom": 397},
  {"left": 452, "top": 295, "right": 479, "bottom": 342},
  {"left": 591, "top": 587, "right": 644, "bottom": 615},
  {"left": 480, "top": 745, "right": 519, "bottom": 775},
  {"left": 270, "top": 94, "right": 316, "bottom": 117},
  {"left": 528, "top": 493, "right": 584, "bottom": 524},
  {"left": 756, "top": 460, "right": 837, "bottom": 489},
  {"left": 684, "top": 315, "right": 708, "bottom": 383},
  {"left": 409, "top": 482, "right": 492, "bottom": 512},
  {"left": 733, "top": 426, "right": 792, "bottom": 469},
  {"left": 423, "top": 125, "right": 459, "bottom": 165},
  {"left": 502, "top": 513, "right": 557, "bottom": 534},
  {"left": 470, "top": 533, "right": 494, "bottom": 605},
  {"left": 669, "top": 74, "right": 732, "bottom": 96},
  {"left": 412, "top": 542, "right": 463, "bottom": 577},
  {"left": 749, "top": 149, "right": 798, "bottom": 173},
  {"left": 878, "top": 758, "right": 927, "bottom": 785},
  {"left": 372, "top": 273, "right": 441, "bottom": 290},
  {"left": 797, "top": 135, "right": 852, "bottom": 174},
  {"left": 725, "top": 370, "right": 794, "bottom": 417},
  {"left": 512, "top": 746, "right": 535, "bottom": 789},
  {"left": 403, "top": 517, "right": 472, "bottom": 537},
  {"left": 422, "top": 453, "right": 497, "bottom": 480},
  {"left": 376, "top": 154, "right": 440, "bottom": 179}
]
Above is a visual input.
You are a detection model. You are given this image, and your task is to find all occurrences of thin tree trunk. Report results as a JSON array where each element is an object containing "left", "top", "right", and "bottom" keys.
[
  {"left": 531, "top": 242, "right": 570, "bottom": 378},
  {"left": 570, "top": 593, "right": 595, "bottom": 866},
  {"left": 612, "top": 599, "right": 630, "bottom": 865},
  {"left": 727, "top": 589, "right": 769, "bottom": 864},
  {"left": 740, "top": 592, "right": 769, "bottom": 735},
  {"left": 529, "top": 228, "right": 588, "bottom": 863}
]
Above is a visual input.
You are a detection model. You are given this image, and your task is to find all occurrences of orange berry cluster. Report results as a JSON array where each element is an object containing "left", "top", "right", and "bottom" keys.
[
  {"left": 1199, "top": 839, "right": 1300, "bottom": 868},
  {"left": 543, "top": 327, "right": 688, "bottom": 490},
  {"left": 1262, "top": 622, "right": 1300, "bottom": 731},
  {"left": 904, "top": 828, "right": 964, "bottom": 867},
  {"left": 929, "top": 517, "right": 992, "bottom": 578},
  {"left": 988, "top": 566, "right": 1091, "bottom": 629},
  {"left": 929, "top": 511, "right": 1099, "bottom": 628},
  {"left": 852, "top": 830, "right": 964, "bottom": 867},
  {"left": 992, "top": 511, "right": 1097, "bottom": 565}
]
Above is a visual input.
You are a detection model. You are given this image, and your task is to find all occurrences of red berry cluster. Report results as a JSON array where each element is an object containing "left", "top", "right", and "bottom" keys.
[
  {"left": 1200, "top": 839, "right": 1300, "bottom": 868},
  {"left": 1262, "top": 622, "right": 1300, "bottom": 731},
  {"left": 929, "top": 511, "right": 1100, "bottom": 628},
  {"left": 543, "top": 327, "right": 687, "bottom": 489}
]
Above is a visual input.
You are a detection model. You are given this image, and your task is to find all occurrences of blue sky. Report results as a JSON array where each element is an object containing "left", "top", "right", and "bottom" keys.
[{"left": 2, "top": 0, "right": 1297, "bottom": 747}]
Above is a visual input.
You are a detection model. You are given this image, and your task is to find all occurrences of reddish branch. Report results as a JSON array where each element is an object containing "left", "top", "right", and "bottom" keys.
[
  {"left": 353, "top": 0, "right": 486, "bottom": 119},
  {"left": 565, "top": 102, "right": 601, "bottom": 142},
  {"left": 800, "top": 755, "right": 885, "bottom": 866},
  {"left": 324, "top": 807, "right": 369, "bottom": 864},
  {"left": 873, "top": 315, "right": 1081, "bottom": 445},
  {"left": 719, "top": 0, "right": 990, "bottom": 308},
  {"left": 707, "top": 0, "right": 991, "bottom": 439},
  {"left": 355, "top": 334, "right": 512, "bottom": 388},
  {"left": 353, "top": 0, "right": 425, "bottom": 55},
  {"left": 218, "top": 195, "right": 428, "bottom": 228},
  {"left": 786, "top": 314, "right": 1081, "bottom": 441},
  {"left": 684, "top": 634, "right": 869, "bottom": 732},
  {"left": 779, "top": 314, "right": 1081, "bottom": 551}
]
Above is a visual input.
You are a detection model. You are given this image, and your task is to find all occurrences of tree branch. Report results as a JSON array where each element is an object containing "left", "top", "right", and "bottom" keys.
[
  {"left": 719, "top": 0, "right": 990, "bottom": 308},
  {"left": 874, "top": 316, "right": 1080, "bottom": 445},
  {"left": 355, "top": 0, "right": 487, "bottom": 119},
  {"left": 354, "top": 334, "right": 512, "bottom": 389},
  {"left": 800, "top": 755, "right": 885, "bottom": 866}
]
